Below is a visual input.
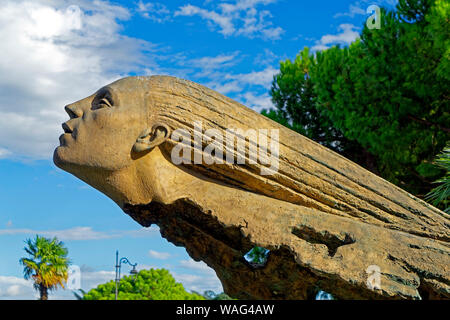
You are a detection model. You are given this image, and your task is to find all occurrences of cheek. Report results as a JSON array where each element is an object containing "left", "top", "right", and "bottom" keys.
[{"left": 80, "top": 108, "right": 144, "bottom": 165}]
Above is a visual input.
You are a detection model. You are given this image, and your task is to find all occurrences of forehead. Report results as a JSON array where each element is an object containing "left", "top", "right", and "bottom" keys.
[
  {"left": 106, "top": 77, "right": 150, "bottom": 92},
  {"left": 93, "top": 77, "right": 147, "bottom": 106}
]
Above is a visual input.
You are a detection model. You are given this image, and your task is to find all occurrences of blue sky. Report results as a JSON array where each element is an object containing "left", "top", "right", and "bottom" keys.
[{"left": 0, "top": 0, "right": 397, "bottom": 299}]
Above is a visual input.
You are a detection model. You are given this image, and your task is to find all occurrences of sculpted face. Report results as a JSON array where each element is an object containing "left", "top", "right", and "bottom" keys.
[
  {"left": 53, "top": 76, "right": 191, "bottom": 206},
  {"left": 53, "top": 77, "right": 149, "bottom": 173}
]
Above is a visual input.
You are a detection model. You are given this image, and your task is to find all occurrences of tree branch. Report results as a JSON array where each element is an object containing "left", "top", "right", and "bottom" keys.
[{"left": 407, "top": 114, "right": 450, "bottom": 133}]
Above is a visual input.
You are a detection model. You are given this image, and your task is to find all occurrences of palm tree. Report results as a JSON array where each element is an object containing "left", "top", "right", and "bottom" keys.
[{"left": 19, "top": 235, "right": 70, "bottom": 300}]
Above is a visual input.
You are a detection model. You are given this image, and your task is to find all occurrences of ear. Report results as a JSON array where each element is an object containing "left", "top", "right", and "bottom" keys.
[{"left": 133, "top": 123, "right": 171, "bottom": 153}]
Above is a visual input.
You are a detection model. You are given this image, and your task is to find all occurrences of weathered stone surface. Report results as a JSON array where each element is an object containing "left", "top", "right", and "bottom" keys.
[{"left": 54, "top": 76, "right": 450, "bottom": 300}]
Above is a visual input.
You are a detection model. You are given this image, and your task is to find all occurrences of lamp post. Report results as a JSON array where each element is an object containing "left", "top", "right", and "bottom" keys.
[{"left": 115, "top": 250, "right": 138, "bottom": 300}]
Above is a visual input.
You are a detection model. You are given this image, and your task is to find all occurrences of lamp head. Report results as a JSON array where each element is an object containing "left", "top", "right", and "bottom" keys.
[{"left": 130, "top": 266, "right": 138, "bottom": 275}]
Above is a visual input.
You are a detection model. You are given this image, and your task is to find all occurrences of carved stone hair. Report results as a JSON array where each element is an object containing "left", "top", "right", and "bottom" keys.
[{"left": 136, "top": 76, "right": 448, "bottom": 242}]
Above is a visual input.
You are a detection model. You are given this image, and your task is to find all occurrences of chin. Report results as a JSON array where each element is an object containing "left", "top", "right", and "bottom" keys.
[{"left": 53, "top": 146, "right": 69, "bottom": 169}]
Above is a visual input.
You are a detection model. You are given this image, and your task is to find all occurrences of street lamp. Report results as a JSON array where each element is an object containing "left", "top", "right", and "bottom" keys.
[{"left": 115, "top": 250, "right": 138, "bottom": 300}]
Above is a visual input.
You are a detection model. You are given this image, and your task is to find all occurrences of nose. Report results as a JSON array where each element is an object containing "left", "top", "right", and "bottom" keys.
[{"left": 65, "top": 104, "right": 83, "bottom": 119}]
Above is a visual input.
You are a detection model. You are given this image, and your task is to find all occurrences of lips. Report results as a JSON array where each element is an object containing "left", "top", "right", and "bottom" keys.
[{"left": 62, "top": 122, "right": 73, "bottom": 134}]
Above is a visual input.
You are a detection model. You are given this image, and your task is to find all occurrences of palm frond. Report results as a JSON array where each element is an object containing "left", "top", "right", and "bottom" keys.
[{"left": 19, "top": 235, "right": 70, "bottom": 299}]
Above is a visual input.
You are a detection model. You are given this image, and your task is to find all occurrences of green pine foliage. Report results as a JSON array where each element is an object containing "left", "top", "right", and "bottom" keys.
[
  {"left": 267, "top": 0, "right": 449, "bottom": 198},
  {"left": 264, "top": 47, "right": 380, "bottom": 173},
  {"left": 268, "top": 47, "right": 345, "bottom": 150},
  {"left": 426, "top": 144, "right": 450, "bottom": 213}
]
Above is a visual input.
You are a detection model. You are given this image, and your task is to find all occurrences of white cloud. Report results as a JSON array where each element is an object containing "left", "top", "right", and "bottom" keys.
[
  {"left": 261, "top": 26, "right": 284, "bottom": 40},
  {"left": 179, "top": 259, "right": 212, "bottom": 272},
  {"left": 0, "top": 148, "right": 12, "bottom": 159},
  {"left": 124, "top": 226, "right": 160, "bottom": 238},
  {"left": 0, "top": 276, "right": 36, "bottom": 299},
  {"left": 219, "top": 0, "right": 277, "bottom": 13},
  {"left": 6, "top": 285, "right": 22, "bottom": 296},
  {"left": 334, "top": 3, "right": 366, "bottom": 18},
  {"left": 175, "top": 259, "right": 223, "bottom": 293},
  {"left": 188, "top": 57, "right": 276, "bottom": 111},
  {"left": 79, "top": 270, "right": 115, "bottom": 285},
  {"left": 238, "top": 91, "right": 273, "bottom": 112},
  {"left": 180, "top": 52, "right": 276, "bottom": 99},
  {"left": 174, "top": 0, "right": 283, "bottom": 40},
  {"left": 175, "top": 4, "right": 235, "bottom": 36},
  {"left": 0, "top": 0, "right": 158, "bottom": 160},
  {"left": 209, "top": 81, "right": 242, "bottom": 95},
  {"left": 176, "top": 53, "right": 277, "bottom": 114},
  {"left": 227, "top": 66, "right": 277, "bottom": 88},
  {"left": 310, "top": 44, "right": 330, "bottom": 51},
  {"left": 0, "top": 270, "right": 116, "bottom": 300},
  {"left": 190, "top": 52, "right": 240, "bottom": 73},
  {"left": 148, "top": 250, "right": 171, "bottom": 260},
  {"left": 187, "top": 52, "right": 276, "bottom": 98},
  {"left": 311, "top": 24, "right": 360, "bottom": 51},
  {"left": 254, "top": 48, "right": 278, "bottom": 66},
  {"left": 0, "top": 226, "right": 158, "bottom": 240},
  {"left": 137, "top": 1, "right": 171, "bottom": 23},
  {"left": 173, "top": 272, "right": 223, "bottom": 294}
]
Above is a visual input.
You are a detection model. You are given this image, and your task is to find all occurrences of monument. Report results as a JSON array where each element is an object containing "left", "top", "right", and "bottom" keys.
[{"left": 54, "top": 76, "right": 449, "bottom": 299}]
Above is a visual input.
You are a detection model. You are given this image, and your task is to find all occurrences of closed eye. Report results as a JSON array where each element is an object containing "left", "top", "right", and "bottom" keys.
[
  {"left": 92, "top": 88, "right": 114, "bottom": 110},
  {"left": 99, "top": 97, "right": 112, "bottom": 108}
]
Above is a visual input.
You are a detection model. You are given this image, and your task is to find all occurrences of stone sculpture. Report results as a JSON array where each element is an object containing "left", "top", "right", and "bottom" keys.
[{"left": 54, "top": 76, "right": 449, "bottom": 299}]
